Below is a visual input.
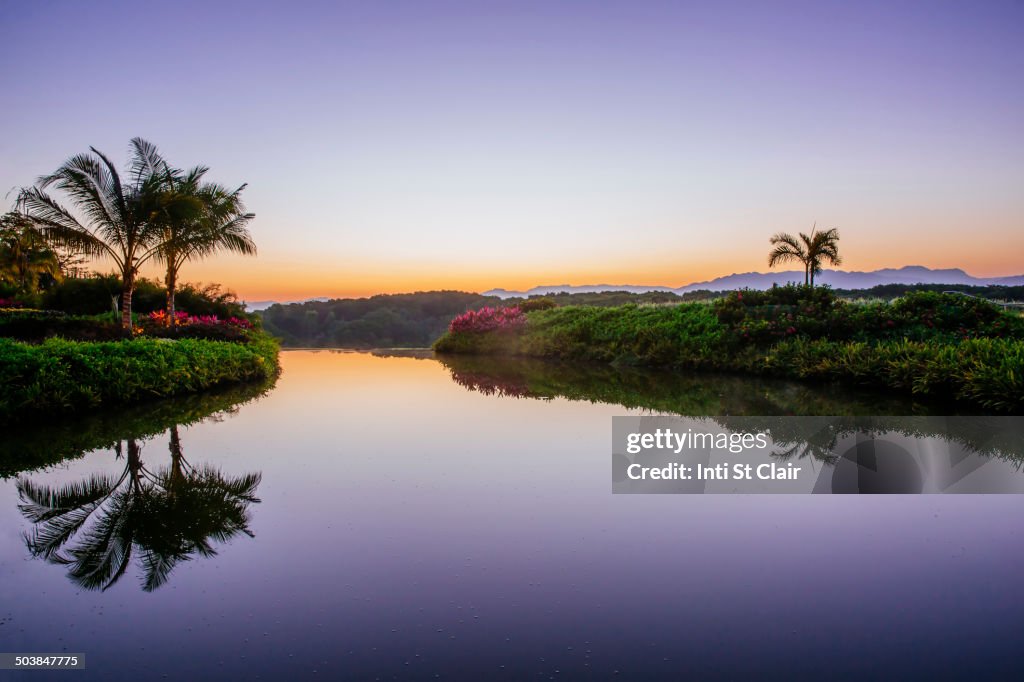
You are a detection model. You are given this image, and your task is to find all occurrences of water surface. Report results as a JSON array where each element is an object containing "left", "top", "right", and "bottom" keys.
[{"left": 1, "top": 350, "right": 1022, "bottom": 680}]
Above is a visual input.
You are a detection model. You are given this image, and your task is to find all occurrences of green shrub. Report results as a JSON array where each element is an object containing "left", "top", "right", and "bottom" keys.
[
  {"left": 0, "top": 311, "right": 124, "bottom": 342},
  {"left": 716, "top": 336, "right": 1023, "bottom": 411},
  {"left": 0, "top": 309, "right": 67, "bottom": 319},
  {"left": 712, "top": 288, "right": 1024, "bottom": 345},
  {"left": 0, "top": 333, "right": 279, "bottom": 421},
  {"left": 145, "top": 323, "right": 252, "bottom": 343}
]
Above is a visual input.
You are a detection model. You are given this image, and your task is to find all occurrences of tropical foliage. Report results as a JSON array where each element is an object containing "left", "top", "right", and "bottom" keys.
[{"left": 15, "top": 138, "right": 255, "bottom": 330}]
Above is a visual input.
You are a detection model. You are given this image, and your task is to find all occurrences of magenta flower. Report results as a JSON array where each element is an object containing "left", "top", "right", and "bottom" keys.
[{"left": 449, "top": 305, "right": 526, "bottom": 333}]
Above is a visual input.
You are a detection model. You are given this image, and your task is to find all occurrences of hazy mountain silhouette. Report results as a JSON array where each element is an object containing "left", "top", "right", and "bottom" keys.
[
  {"left": 246, "top": 297, "right": 330, "bottom": 311},
  {"left": 483, "top": 266, "right": 1024, "bottom": 298}
]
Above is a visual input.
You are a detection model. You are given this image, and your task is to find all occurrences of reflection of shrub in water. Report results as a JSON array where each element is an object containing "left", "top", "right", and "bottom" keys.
[
  {"left": 439, "top": 355, "right": 1024, "bottom": 466},
  {"left": 437, "top": 354, "right": 922, "bottom": 417},
  {"left": 0, "top": 376, "right": 276, "bottom": 478},
  {"left": 449, "top": 368, "right": 531, "bottom": 398}
]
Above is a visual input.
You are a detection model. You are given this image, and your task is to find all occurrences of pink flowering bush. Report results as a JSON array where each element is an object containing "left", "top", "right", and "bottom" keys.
[
  {"left": 147, "top": 310, "right": 253, "bottom": 329},
  {"left": 449, "top": 306, "right": 525, "bottom": 334},
  {"left": 138, "top": 310, "right": 256, "bottom": 342}
]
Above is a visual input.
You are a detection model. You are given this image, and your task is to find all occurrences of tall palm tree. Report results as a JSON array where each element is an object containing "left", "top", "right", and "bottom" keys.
[
  {"left": 16, "top": 138, "right": 200, "bottom": 330},
  {"left": 156, "top": 169, "right": 256, "bottom": 324},
  {"left": 767, "top": 224, "right": 842, "bottom": 288}
]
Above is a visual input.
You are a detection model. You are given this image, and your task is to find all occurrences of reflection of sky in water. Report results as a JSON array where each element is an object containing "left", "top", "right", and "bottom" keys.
[{"left": 0, "top": 350, "right": 1022, "bottom": 680}]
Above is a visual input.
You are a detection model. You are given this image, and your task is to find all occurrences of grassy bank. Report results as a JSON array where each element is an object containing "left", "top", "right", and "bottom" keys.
[
  {"left": 433, "top": 290, "right": 1024, "bottom": 412},
  {"left": 0, "top": 332, "right": 279, "bottom": 422}
]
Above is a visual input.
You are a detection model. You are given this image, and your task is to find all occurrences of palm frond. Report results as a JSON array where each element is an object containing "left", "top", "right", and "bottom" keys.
[
  {"left": 128, "top": 138, "right": 171, "bottom": 190},
  {"left": 767, "top": 232, "right": 806, "bottom": 268},
  {"left": 59, "top": 490, "right": 139, "bottom": 591},
  {"left": 16, "top": 187, "right": 116, "bottom": 263},
  {"left": 87, "top": 148, "right": 130, "bottom": 233},
  {"left": 16, "top": 474, "right": 118, "bottom": 522},
  {"left": 138, "top": 545, "right": 189, "bottom": 592}
]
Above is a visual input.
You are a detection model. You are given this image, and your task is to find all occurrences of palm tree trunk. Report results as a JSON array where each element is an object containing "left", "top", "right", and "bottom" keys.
[
  {"left": 121, "top": 274, "right": 134, "bottom": 332},
  {"left": 168, "top": 425, "right": 186, "bottom": 492},
  {"left": 165, "top": 263, "right": 177, "bottom": 328}
]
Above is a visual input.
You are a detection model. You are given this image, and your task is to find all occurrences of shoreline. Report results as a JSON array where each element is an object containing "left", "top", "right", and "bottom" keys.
[{"left": 432, "top": 292, "right": 1024, "bottom": 414}]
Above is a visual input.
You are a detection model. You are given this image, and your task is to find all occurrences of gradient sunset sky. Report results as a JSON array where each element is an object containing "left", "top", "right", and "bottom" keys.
[{"left": 1, "top": 0, "right": 1022, "bottom": 301}]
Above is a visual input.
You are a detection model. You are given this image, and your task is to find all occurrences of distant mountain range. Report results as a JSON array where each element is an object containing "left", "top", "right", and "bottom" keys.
[
  {"left": 483, "top": 266, "right": 1024, "bottom": 298},
  {"left": 245, "top": 297, "right": 329, "bottom": 311}
]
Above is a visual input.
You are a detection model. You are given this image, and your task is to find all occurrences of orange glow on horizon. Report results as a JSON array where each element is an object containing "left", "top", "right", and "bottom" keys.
[{"left": 119, "top": 245, "right": 1024, "bottom": 303}]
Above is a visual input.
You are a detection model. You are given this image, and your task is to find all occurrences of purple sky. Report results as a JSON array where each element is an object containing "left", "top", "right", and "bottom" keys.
[{"left": 2, "top": 1, "right": 1022, "bottom": 299}]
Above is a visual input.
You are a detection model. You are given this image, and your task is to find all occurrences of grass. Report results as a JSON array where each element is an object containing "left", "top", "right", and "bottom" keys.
[
  {"left": 433, "top": 290, "right": 1024, "bottom": 412},
  {"left": 0, "top": 332, "right": 280, "bottom": 422}
]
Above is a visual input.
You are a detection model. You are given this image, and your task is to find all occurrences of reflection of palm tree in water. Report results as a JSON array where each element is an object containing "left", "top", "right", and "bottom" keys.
[{"left": 17, "top": 426, "right": 261, "bottom": 592}]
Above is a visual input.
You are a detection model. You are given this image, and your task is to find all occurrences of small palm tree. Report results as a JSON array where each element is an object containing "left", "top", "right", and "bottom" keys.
[
  {"left": 17, "top": 138, "right": 200, "bottom": 330},
  {"left": 768, "top": 224, "right": 842, "bottom": 288},
  {"left": 156, "top": 169, "right": 256, "bottom": 324}
]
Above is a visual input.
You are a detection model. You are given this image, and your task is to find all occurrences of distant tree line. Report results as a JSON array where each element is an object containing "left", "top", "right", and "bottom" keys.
[
  {"left": 259, "top": 285, "right": 1024, "bottom": 349},
  {"left": 259, "top": 291, "right": 504, "bottom": 347},
  {"left": 830, "top": 283, "right": 1024, "bottom": 301}
]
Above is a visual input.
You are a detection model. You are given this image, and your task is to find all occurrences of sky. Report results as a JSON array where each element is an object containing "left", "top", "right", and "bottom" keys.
[{"left": 1, "top": 0, "right": 1022, "bottom": 302}]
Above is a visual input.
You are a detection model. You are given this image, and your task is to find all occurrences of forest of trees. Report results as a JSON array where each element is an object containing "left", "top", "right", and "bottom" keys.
[{"left": 258, "top": 291, "right": 505, "bottom": 347}]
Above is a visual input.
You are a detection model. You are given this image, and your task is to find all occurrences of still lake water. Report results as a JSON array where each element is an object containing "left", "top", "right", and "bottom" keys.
[{"left": 1, "top": 350, "right": 1023, "bottom": 680}]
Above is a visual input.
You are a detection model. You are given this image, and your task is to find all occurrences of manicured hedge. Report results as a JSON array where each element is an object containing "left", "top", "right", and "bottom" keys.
[{"left": 0, "top": 333, "right": 279, "bottom": 421}]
